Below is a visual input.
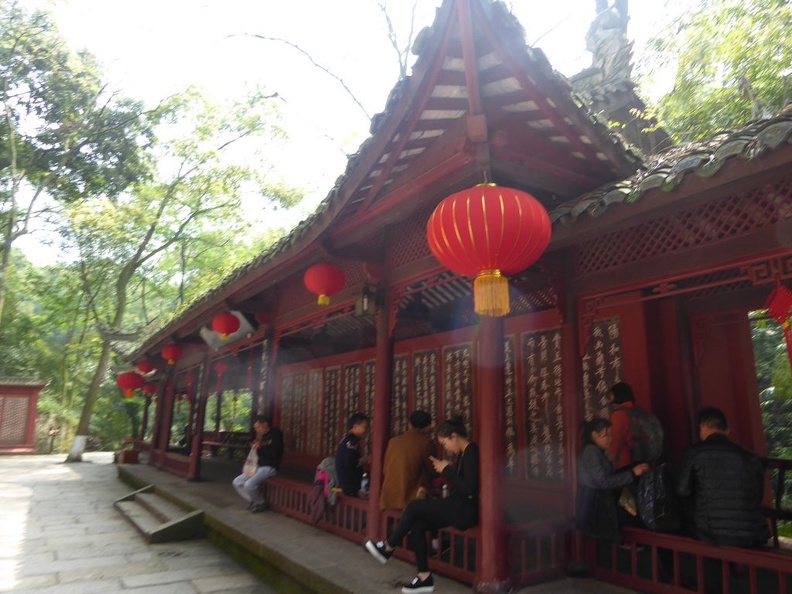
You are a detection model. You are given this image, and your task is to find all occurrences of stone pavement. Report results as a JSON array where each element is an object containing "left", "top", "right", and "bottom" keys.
[
  {"left": 0, "top": 453, "right": 272, "bottom": 594},
  {"left": 0, "top": 453, "right": 635, "bottom": 594}
]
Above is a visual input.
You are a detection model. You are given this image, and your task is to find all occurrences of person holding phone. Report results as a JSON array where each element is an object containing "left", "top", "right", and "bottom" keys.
[{"left": 365, "top": 416, "right": 478, "bottom": 594}]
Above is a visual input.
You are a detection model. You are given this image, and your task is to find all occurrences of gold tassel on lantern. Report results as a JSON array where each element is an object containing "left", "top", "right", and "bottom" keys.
[
  {"left": 317, "top": 294, "right": 330, "bottom": 306},
  {"left": 474, "top": 269, "right": 510, "bottom": 317}
]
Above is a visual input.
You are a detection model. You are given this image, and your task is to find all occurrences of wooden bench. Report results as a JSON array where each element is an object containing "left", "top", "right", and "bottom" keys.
[{"left": 763, "top": 457, "right": 792, "bottom": 549}]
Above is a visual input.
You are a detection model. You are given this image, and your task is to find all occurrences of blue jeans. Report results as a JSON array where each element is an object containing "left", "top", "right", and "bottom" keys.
[{"left": 232, "top": 466, "right": 277, "bottom": 505}]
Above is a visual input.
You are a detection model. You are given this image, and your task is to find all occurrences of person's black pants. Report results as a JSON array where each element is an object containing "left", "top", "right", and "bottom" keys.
[{"left": 387, "top": 499, "right": 473, "bottom": 573}]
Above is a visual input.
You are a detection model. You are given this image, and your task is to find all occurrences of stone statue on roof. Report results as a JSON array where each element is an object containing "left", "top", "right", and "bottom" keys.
[{"left": 586, "top": 0, "right": 633, "bottom": 86}]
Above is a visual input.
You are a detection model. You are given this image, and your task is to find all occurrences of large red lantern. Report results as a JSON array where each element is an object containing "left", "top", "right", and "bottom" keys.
[
  {"left": 765, "top": 277, "right": 792, "bottom": 371},
  {"left": 136, "top": 360, "right": 156, "bottom": 375},
  {"left": 161, "top": 344, "right": 183, "bottom": 366},
  {"left": 426, "top": 183, "right": 551, "bottom": 317},
  {"left": 117, "top": 371, "right": 145, "bottom": 399},
  {"left": 212, "top": 312, "right": 240, "bottom": 340},
  {"left": 304, "top": 263, "right": 346, "bottom": 306}
]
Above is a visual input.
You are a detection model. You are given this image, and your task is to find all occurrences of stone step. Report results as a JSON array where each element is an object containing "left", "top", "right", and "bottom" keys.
[
  {"left": 136, "top": 491, "right": 186, "bottom": 523},
  {"left": 114, "top": 485, "right": 205, "bottom": 543}
]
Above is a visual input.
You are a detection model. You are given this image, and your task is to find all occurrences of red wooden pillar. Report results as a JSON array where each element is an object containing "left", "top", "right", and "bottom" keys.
[
  {"left": 140, "top": 395, "right": 151, "bottom": 441},
  {"left": 157, "top": 370, "right": 177, "bottom": 468},
  {"left": 367, "top": 282, "right": 393, "bottom": 541},
  {"left": 188, "top": 355, "right": 212, "bottom": 480},
  {"left": 475, "top": 315, "right": 510, "bottom": 593}
]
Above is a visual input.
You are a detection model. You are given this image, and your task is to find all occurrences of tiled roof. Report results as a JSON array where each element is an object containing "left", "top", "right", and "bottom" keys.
[{"left": 548, "top": 111, "right": 792, "bottom": 226}]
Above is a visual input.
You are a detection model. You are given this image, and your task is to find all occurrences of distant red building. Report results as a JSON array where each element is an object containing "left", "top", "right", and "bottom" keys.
[{"left": 0, "top": 378, "right": 46, "bottom": 455}]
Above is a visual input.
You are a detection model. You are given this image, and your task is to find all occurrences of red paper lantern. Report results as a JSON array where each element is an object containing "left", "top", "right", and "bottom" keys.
[
  {"left": 136, "top": 360, "right": 156, "bottom": 375},
  {"left": 304, "top": 263, "right": 345, "bottom": 306},
  {"left": 212, "top": 312, "right": 240, "bottom": 340},
  {"left": 426, "top": 183, "right": 551, "bottom": 317},
  {"left": 142, "top": 383, "right": 157, "bottom": 396},
  {"left": 117, "top": 371, "right": 145, "bottom": 399},
  {"left": 161, "top": 344, "right": 183, "bottom": 366}
]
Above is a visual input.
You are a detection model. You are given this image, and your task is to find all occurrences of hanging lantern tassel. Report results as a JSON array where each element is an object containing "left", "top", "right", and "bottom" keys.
[
  {"left": 317, "top": 293, "right": 330, "bottom": 306},
  {"left": 474, "top": 269, "right": 510, "bottom": 317}
]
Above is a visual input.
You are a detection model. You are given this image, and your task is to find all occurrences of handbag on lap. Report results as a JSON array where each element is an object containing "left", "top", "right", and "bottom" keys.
[{"left": 242, "top": 446, "right": 258, "bottom": 478}]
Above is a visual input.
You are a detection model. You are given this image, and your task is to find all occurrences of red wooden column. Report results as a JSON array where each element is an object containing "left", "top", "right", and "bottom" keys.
[
  {"left": 139, "top": 395, "right": 151, "bottom": 441},
  {"left": 367, "top": 282, "right": 393, "bottom": 541},
  {"left": 188, "top": 354, "right": 213, "bottom": 480},
  {"left": 475, "top": 315, "right": 510, "bottom": 593},
  {"left": 157, "top": 369, "right": 178, "bottom": 468}
]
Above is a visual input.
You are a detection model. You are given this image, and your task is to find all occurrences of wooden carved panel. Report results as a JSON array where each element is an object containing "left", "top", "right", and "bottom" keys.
[
  {"left": 305, "top": 370, "right": 323, "bottom": 456},
  {"left": 442, "top": 343, "right": 473, "bottom": 421},
  {"left": 343, "top": 363, "right": 362, "bottom": 419},
  {"left": 324, "top": 367, "right": 341, "bottom": 455},
  {"left": 413, "top": 349, "right": 438, "bottom": 419},
  {"left": 257, "top": 339, "right": 269, "bottom": 414},
  {"left": 391, "top": 355, "right": 409, "bottom": 436},
  {"left": 504, "top": 336, "right": 519, "bottom": 479},
  {"left": 581, "top": 317, "right": 623, "bottom": 420},
  {"left": 523, "top": 329, "right": 565, "bottom": 481},
  {"left": 292, "top": 372, "right": 307, "bottom": 452},
  {"left": 364, "top": 360, "right": 376, "bottom": 420}
]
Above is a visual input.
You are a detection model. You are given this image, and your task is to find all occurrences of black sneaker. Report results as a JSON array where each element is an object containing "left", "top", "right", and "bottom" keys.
[
  {"left": 365, "top": 540, "right": 393, "bottom": 564},
  {"left": 401, "top": 574, "right": 434, "bottom": 593},
  {"left": 251, "top": 502, "right": 269, "bottom": 513}
]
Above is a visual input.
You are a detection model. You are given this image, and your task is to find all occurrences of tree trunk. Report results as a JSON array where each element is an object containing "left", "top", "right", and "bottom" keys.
[{"left": 65, "top": 338, "right": 114, "bottom": 462}]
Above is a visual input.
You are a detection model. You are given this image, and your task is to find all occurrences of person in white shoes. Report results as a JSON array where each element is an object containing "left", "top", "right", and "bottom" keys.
[{"left": 365, "top": 416, "right": 478, "bottom": 593}]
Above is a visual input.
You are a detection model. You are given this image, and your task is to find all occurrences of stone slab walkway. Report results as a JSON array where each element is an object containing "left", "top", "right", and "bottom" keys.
[{"left": 0, "top": 453, "right": 273, "bottom": 594}]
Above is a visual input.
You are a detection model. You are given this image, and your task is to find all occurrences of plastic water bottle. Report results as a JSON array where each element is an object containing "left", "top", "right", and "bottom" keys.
[
  {"left": 441, "top": 484, "right": 449, "bottom": 499},
  {"left": 361, "top": 473, "right": 369, "bottom": 492}
]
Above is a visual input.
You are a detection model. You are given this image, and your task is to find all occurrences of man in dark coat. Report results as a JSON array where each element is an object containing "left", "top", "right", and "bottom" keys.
[
  {"left": 676, "top": 407, "right": 770, "bottom": 547},
  {"left": 335, "top": 412, "right": 370, "bottom": 496}
]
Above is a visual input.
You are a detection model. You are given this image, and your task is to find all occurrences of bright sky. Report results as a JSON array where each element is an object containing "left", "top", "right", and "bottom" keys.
[{"left": 18, "top": 0, "right": 691, "bottom": 264}]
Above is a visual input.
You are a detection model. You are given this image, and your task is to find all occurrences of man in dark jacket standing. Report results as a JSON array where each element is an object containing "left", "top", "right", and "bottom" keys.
[{"left": 676, "top": 407, "right": 769, "bottom": 547}]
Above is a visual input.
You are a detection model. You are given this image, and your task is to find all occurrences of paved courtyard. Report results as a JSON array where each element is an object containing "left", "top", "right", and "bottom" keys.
[{"left": 0, "top": 453, "right": 633, "bottom": 594}]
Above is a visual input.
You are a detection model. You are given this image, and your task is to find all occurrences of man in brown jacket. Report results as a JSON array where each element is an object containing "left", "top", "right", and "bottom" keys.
[{"left": 380, "top": 410, "right": 434, "bottom": 510}]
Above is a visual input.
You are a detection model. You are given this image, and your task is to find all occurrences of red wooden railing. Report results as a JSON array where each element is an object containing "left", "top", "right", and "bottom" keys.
[
  {"left": 587, "top": 527, "right": 792, "bottom": 594},
  {"left": 265, "top": 476, "right": 569, "bottom": 586}
]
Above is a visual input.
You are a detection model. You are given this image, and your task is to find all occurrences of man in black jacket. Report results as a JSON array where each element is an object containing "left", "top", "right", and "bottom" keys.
[{"left": 676, "top": 407, "right": 769, "bottom": 547}]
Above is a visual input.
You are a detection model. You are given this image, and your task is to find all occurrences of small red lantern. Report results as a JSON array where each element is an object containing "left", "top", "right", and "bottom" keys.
[
  {"left": 212, "top": 312, "right": 240, "bottom": 340},
  {"left": 426, "top": 183, "right": 551, "bottom": 317},
  {"left": 161, "top": 344, "right": 183, "bottom": 366},
  {"left": 136, "top": 360, "right": 156, "bottom": 375},
  {"left": 304, "top": 263, "right": 345, "bottom": 306},
  {"left": 142, "top": 383, "right": 157, "bottom": 396},
  {"left": 117, "top": 371, "right": 145, "bottom": 399},
  {"left": 765, "top": 277, "right": 792, "bottom": 371}
]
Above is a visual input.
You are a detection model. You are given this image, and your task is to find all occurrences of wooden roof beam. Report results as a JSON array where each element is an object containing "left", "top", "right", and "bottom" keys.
[{"left": 491, "top": 159, "right": 592, "bottom": 197}]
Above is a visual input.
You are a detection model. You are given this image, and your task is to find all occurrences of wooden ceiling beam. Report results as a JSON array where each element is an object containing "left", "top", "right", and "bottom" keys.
[{"left": 491, "top": 159, "right": 592, "bottom": 197}]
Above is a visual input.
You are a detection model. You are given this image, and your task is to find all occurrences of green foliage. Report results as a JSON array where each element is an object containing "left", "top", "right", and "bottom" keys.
[{"left": 643, "top": 0, "right": 792, "bottom": 142}]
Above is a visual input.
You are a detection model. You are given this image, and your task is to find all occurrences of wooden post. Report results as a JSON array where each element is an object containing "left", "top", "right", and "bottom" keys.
[
  {"left": 157, "top": 370, "right": 177, "bottom": 468},
  {"left": 474, "top": 315, "right": 510, "bottom": 593},
  {"left": 367, "top": 283, "right": 393, "bottom": 541},
  {"left": 188, "top": 355, "right": 212, "bottom": 480},
  {"left": 140, "top": 395, "right": 151, "bottom": 441}
]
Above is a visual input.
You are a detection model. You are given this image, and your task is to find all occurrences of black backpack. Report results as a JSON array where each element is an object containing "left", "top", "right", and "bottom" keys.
[
  {"left": 626, "top": 407, "right": 664, "bottom": 462},
  {"left": 637, "top": 462, "right": 681, "bottom": 532}
]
